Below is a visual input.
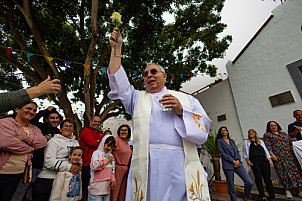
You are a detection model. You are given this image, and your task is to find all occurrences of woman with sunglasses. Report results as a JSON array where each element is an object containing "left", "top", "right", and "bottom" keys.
[
  {"left": 110, "top": 124, "right": 132, "bottom": 201},
  {"left": 0, "top": 102, "right": 47, "bottom": 201}
]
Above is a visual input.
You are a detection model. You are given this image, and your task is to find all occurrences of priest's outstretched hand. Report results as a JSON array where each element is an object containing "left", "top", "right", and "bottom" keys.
[
  {"left": 109, "top": 27, "right": 123, "bottom": 74},
  {"left": 109, "top": 27, "right": 123, "bottom": 51}
]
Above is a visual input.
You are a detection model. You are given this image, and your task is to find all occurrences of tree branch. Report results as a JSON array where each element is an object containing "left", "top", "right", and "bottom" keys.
[
  {"left": 0, "top": 53, "right": 41, "bottom": 83},
  {"left": 5, "top": 0, "right": 47, "bottom": 79},
  {"left": 13, "top": 0, "right": 60, "bottom": 78},
  {"left": 84, "top": 0, "right": 100, "bottom": 122},
  {"left": 99, "top": 100, "right": 122, "bottom": 122},
  {"left": 79, "top": 0, "right": 87, "bottom": 56},
  {"left": 95, "top": 90, "right": 109, "bottom": 115}
]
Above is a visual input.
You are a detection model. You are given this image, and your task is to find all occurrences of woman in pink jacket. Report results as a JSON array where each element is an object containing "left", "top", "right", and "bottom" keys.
[
  {"left": 0, "top": 102, "right": 47, "bottom": 201},
  {"left": 110, "top": 125, "right": 132, "bottom": 201}
]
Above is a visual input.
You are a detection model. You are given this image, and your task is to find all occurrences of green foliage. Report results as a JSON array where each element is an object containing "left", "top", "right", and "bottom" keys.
[
  {"left": 0, "top": 0, "right": 231, "bottom": 121},
  {"left": 202, "top": 131, "right": 220, "bottom": 157}
]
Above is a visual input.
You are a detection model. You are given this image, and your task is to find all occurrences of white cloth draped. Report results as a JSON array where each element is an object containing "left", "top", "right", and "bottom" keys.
[{"left": 293, "top": 140, "right": 302, "bottom": 167}]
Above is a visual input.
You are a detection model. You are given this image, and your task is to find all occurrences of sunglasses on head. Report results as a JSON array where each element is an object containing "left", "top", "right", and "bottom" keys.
[{"left": 142, "top": 68, "right": 163, "bottom": 78}]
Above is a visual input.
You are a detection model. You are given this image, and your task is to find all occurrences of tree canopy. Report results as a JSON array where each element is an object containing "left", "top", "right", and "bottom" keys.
[{"left": 0, "top": 0, "right": 231, "bottom": 136}]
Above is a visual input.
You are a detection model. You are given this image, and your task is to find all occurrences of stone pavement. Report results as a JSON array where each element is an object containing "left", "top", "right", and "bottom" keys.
[{"left": 209, "top": 186, "right": 302, "bottom": 201}]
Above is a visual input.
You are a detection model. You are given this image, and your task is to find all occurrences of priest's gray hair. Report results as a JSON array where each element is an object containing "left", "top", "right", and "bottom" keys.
[{"left": 146, "top": 63, "right": 165, "bottom": 73}]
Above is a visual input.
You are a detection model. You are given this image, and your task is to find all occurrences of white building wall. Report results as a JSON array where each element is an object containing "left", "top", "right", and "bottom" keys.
[
  {"left": 195, "top": 79, "right": 247, "bottom": 185},
  {"left": 103, "top": 115, "right": 132, "bottom": 138},
  {"left": 226, "top": 0, "right": 302, "bottom": 140}
]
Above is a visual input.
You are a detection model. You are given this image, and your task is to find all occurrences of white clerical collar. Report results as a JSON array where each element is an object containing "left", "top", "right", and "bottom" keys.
[{"left": 150, "top": 86, "right": 168, "bottom": 96}]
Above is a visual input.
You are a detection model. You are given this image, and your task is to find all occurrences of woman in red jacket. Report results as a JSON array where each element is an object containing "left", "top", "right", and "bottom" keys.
[{"left": 0, "top": 102, "right": 47, "bottom": 201}]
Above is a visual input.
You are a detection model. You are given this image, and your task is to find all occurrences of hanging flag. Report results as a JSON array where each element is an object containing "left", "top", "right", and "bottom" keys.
[
  {"left": 65, "top": 60, "right": 72, "bottom": 66},
  {"left": 133, "top": 70, "right": 137, "bottom": 76},
  {"left": 180, "top": 74, "right": 183, "bottom": 80},
  {"left": 46, "top": 56, "right": 54, "bottom": 67},
  {"left": 7, "top": 48, "right": 14, "bottom": 60},
  {"left": 83, "top": 64, "right": 90, "bottom": 72},
  {"left": 27, "top": 53, "right": 34, "bottom": 62},
  {"left": 170, "top": 74, "right": 174, "bottom": 80},
  {"left": 101, "top": 67, "right": 107, "bottom": 75}
]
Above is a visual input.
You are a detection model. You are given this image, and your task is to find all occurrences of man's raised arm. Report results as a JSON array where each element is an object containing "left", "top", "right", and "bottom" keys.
[{"left": 108, "top": 27, "right": 122, "bottom": 75}]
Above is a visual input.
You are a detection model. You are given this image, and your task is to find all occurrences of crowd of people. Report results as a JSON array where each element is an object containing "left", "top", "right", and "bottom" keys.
[
  {"left": 0, "top": 74, "right": 134, "bottom": 201},
  {"left": 0, "top": 27, "right": 301, "bottom": 201},
  {"left": 0, "top": 102, "right": 133, "bottom": 201},
  {"left": 216, "top": 110, "right": 302, "bottom": 201}
]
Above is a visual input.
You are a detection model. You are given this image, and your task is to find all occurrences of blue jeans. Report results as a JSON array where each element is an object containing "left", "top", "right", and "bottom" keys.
[
  {"left": 88, "top": 193, "right": 109, "bottom": 201},
  {"left": 223, "top": 166, "right": 253, "bottom": 201}
]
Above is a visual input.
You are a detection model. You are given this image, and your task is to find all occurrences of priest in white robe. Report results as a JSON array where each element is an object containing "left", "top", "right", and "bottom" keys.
[{"left": 107, "top": 28, "right": 212, "bottom": 201}]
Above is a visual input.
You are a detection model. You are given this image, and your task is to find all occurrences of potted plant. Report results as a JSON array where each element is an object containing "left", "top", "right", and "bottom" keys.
[{"left": 202, "top": 131, "right": 228, "bottom": 196}]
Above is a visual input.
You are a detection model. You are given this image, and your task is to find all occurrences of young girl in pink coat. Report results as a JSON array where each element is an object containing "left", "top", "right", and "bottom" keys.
[{"left": 88, "top": 135, "right": 116, "bottom": 201}]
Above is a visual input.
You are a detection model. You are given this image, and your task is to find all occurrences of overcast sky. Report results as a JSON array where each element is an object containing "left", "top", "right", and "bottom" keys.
[{"left": 181, "top": 0, "right": 281, "bottom": 94}]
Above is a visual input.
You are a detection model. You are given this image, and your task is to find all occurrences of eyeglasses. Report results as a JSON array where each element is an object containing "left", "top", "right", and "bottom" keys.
[
  {"left": 120, "top": 129, "right": 128, "bottom": 131},
  {"left": 63, "top": 125, "right": 74, "bottom": 128},
  {"left": 142, "top": 68, "right": 163, "bottom": 78}
]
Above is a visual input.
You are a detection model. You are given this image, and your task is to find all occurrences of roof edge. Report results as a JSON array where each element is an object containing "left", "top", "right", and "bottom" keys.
[{"left": 232, "top": 14, "right": 274, "bottom": 64}]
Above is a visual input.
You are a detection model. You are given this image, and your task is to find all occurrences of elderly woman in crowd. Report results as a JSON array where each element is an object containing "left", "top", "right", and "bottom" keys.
[
  {"left": 263, "top": 121, "right": 302, "bottom": 199},
  {"left": 110, "top": 124, "right": 132, "bottom": 201},
  {"left": 0, "top": 102, "right": 47, "bottom": 201},
  {"left": 216, "top": 126, "right": 253, "bottom": 201},
  {"left": 32, "top": 119, "right": 80, "bottom": 201},
  {"left": 243, "top": 129, "right": 275, "bottom": 201}
]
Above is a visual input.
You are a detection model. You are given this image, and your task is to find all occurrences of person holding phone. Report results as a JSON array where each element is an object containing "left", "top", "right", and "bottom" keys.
[{"left": 0, "top": 77, "right": 61, "bottom": 113}]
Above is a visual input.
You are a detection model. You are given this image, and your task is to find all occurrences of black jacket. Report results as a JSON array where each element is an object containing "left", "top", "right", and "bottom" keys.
[{"left": 30, "top": 109, "right": 61, "bottom": 169}]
